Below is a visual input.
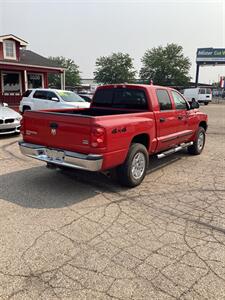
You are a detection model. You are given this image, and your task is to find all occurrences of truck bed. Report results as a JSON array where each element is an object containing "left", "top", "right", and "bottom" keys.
[{"left": 22, "top": 107, "right": 151, "bottom": 156}]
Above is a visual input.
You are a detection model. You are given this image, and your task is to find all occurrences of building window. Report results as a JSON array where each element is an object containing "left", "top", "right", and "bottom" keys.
[
  {"left": 2, "top": 72, "right": 21, "bottom": 94},
  {"left": 3, "top": 40, "right": 16, "bottom": 59},
  {"left": 27, "top": 73, "right": 43, "bottom": 89}
]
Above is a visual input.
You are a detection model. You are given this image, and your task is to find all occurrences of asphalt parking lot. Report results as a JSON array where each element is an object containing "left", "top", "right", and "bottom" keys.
[{"left": 0, "top": 104, "right": 225, "bottom": 300}]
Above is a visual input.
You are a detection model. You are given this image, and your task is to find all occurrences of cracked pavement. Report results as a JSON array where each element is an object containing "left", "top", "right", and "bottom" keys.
[{"left": 0, "top": 104, "right": 224, "bottom": 300}]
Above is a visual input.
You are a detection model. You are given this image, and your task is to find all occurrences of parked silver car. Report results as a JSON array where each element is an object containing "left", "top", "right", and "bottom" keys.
[{"left": 0, "top": 103, "right": 22, "bottom": 135}]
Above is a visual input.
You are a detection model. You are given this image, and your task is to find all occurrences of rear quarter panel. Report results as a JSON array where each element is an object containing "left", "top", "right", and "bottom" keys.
[{"left": 94, "top": 112, "right": 156, "bottom": 170}]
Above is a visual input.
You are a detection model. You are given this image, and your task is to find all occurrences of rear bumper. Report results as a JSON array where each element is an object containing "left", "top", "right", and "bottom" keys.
[{"left": 18, "top": 141, "right": 103, "bottom": 171}]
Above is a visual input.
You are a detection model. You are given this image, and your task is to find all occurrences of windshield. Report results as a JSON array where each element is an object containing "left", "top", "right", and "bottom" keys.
[{"left": 57, "top": 91, "right": 86, "bottom": 102}]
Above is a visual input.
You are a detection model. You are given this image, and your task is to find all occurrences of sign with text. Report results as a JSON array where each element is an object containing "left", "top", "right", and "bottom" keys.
[{"left": 196, "top": 48, "right": 225, "bottom": 63}]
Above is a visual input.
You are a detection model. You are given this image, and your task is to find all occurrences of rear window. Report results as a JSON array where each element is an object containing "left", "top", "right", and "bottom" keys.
[
  {"left": 93, "top": 88, "right": 148, "bottom": 109},
  {"left": 22, "top": 90, "right": 32, "bottom": 97}
]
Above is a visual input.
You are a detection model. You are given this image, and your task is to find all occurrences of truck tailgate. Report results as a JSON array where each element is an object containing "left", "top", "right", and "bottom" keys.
[{"left": 23, "top": 111, "right": 93, "bottom": 154}]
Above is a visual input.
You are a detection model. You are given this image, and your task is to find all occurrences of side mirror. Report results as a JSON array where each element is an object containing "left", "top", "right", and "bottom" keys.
[
  {"left": 51, "top": 97, "right": 59, "bottom": 101},
  {"left": 3, "top": 102, "right": 8, "bottom": 107},
  {"left": 190, "top": 100, "right": 199, "bottom": 109}
]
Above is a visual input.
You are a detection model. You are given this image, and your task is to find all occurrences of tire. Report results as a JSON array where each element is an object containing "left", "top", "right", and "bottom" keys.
[
  {"left": 188, "top": 127, "right": 206, "bottom": 155},
  {"left": 204, "top": 102, "right": 209, "bottom": 105},
  {"left": 116, "top": 143, "right": 149, "bottom": 187}
]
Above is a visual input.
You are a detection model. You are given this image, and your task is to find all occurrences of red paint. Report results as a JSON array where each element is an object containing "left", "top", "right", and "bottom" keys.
[
  {"left": 21, "top": 84, "right": 208, "bottom": 171},
  {"left": 15, "top": 41, "right": 20, "bottom": 61},
  {"left": 0, "top": 42, "right": 3, "bottom": 60},
  {"left": 43, "top": 72, "right": 48, "bottom": 88}
]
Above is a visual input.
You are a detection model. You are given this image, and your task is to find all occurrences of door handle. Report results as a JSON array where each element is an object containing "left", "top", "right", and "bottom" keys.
[
  {"left": 178, "top": 115, "right": 183, "bottom": 120},
  {"left": 160, "top": 118, "right": 166, "bottom": 122}
]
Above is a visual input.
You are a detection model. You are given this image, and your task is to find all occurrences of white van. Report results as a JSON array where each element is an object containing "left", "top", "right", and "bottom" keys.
[{"left": 183, "top": 87, "right": 212, "bottom": 105}]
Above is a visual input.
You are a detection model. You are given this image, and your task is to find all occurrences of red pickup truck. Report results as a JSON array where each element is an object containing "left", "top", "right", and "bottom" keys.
[{"left": 19, "top": 84, "right": 208, "bottom": 187}]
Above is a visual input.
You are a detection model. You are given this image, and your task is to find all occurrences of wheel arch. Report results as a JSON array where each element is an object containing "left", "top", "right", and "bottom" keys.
[
  {"left": 22, "top": 105, "right": 31, "bottom": 113},
  {"left": 130, "top": 133, "right": 150, "bottom": 151},
  {"left": 199, "top": 121, "right": 207, "bottom": 132}
]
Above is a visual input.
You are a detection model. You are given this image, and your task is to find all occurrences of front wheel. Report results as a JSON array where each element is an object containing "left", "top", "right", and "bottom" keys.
[
  {"left": 116, "top": 143, "right": 149, "bottom": 187},
  {"left": 188, "top": 127, "right": 206, "bottom": 155},
  {"left": 204, "top": 102, "right": 209, "bottom": 105}
]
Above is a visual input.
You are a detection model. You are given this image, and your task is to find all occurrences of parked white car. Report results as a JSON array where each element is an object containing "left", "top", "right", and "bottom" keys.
[
  {"left": 183, "top": 87, "right": 212, "bottom": 105},
  {"left": 19, "top": 89, "right": 90, "bottom": 113},
  {"left": 0, "top": 102, "right": 22, "bottom": 135}
]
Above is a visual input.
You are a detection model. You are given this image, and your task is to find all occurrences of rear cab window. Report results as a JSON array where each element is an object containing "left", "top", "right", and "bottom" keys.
[{"left": 92, "top": 87, "right": 148, "bottom": 110}]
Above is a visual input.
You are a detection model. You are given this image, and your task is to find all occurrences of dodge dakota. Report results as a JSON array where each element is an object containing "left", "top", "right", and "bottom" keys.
[{"left": 19, "top": 84, "right": 208, "bottom": 187}]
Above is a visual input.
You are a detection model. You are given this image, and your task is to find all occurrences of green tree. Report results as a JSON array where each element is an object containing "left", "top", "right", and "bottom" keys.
[
  {"left": 48, "top": 56, "right": 81, "bottom": 88},
  {"left": 94, "top": 52, "right": 136, "bottom": 84},
  {"left": 140, "top": 44, "right": 191, "bottom": 86}
]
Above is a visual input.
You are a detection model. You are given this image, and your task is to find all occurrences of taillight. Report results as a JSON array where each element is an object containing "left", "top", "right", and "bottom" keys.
[
  {"left": 20, "top": 118, "right": 24, "bottom": 135},
  {"left": 91, "top": 127, "right": 106, "bottom": 148}
]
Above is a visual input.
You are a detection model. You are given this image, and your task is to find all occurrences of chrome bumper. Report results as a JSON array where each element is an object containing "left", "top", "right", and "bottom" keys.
[{"left": 19, "top": 141, "right": 103, "bottom": 171}]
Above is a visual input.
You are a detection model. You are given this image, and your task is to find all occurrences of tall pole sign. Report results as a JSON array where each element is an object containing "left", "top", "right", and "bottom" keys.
[{"left": 195, "top": 48, "right": 225, "bottom": 86}]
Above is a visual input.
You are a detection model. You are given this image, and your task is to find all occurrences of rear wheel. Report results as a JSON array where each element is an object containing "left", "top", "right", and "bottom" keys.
[
  {"left": 188, "top": 127, "right": 206, "bottom": 155},
  {"left": 204, "top": 102, "right": 209, "bottom": 105},
  {"left": 116, "top": 143, "right": 149, "bottom": 187}
]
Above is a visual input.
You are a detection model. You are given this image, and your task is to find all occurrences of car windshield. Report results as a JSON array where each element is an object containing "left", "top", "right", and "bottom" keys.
[{"left": 57, "top": 91, "right": 85, "bottom": 102}]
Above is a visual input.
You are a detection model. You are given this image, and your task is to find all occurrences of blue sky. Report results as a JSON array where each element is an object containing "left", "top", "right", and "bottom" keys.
[{"left": 0, "top": 0, "right": 224, "bottom": 83}]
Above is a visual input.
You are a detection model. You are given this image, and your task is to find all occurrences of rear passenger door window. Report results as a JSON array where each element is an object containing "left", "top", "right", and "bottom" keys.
[
  {"left": 156, "top": 89, "right": 172, "bottom": 110},
  {"left": 33, "top": 90, "right": 48, "bottom": 100}
]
